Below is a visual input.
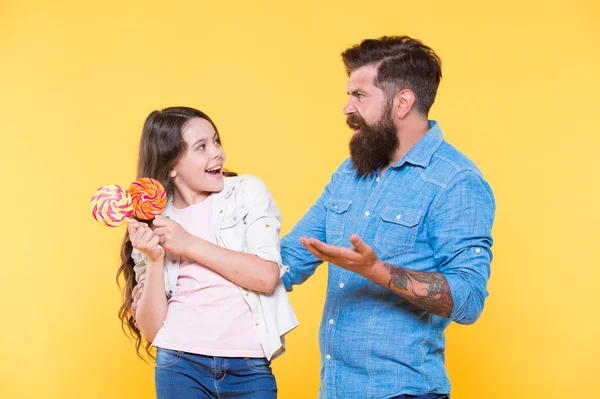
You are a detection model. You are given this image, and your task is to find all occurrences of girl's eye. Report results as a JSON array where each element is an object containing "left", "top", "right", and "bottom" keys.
[{"left": 197, "top": 145, "right": 205, "bottom": 150}]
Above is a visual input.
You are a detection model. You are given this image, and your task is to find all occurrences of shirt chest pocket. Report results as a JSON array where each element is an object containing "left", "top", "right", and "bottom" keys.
[
  {"left": 374, "top": 206, "right": 422, "bottom": 258},
  {"left": 220, "top": 206, "right": 249, "bottom": 250},
  {"left": 324, "top": 199, "right": 352, "bottom": 245}
]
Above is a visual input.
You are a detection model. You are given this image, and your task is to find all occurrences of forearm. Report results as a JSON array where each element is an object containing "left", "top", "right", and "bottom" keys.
[
  {"left": 368, "top": 261, "right": 454, "bottom": 318},
  {"left": 136, "top": 259, "right": 168, "bottom": 342},
  {"left": 280, "top": 206, "right": 329, "bottom": 290},
  {"left": 184, "top": 236, "right": 279, "bottom": 293},
  {"left": 281, "top": 235, "right": 324, "bottom": 291}
]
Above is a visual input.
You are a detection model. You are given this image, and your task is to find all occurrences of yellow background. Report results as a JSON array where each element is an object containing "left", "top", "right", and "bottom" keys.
[{"left": 1, "top": 0, "right": 598, "bottom": 398}]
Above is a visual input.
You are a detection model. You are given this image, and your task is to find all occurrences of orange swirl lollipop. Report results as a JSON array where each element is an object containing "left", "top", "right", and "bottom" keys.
[
  {"left": 128, "top": 178, "right": 167, "bottom": 220},
  {"left": 90, "top": 185, "right": 134, "bottom": 227}
]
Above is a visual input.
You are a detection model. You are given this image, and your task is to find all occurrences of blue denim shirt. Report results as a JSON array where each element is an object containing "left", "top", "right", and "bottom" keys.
[{"left": 281, "top": 121, "right": 495, "bottom": 399}]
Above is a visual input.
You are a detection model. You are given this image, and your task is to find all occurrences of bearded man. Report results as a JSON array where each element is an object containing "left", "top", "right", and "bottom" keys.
[{"left": 280, "top": 35, "right": 496, "bottom": 399}]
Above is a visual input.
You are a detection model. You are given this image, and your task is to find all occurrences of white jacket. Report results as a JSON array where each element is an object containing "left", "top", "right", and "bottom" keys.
[{"left": 132, "top": 174, "right": 299, "bottom": 360}]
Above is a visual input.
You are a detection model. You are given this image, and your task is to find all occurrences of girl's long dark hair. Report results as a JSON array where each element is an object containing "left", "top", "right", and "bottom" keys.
[{"left": 116, "top": 107, "right": 236, "bottom": 359}]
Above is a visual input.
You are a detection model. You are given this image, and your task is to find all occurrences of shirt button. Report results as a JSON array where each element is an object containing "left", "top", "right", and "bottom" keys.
[
  {"left": 255, "top": 322, "right": 259, "bottom": 326},
  {"left": 364, "top": 211, "right": 370, "bottom": 217},
  {"left": 329, "top": 319, "right": 334, "bottom": 325},
  {"left": 475, "top": 248, "right": 482, "bottom": 254},
  {"left": 396, "top": 214, "right": 402, "bottom": 220},
  {"left": 376, "top": 177, "right": 380, "bottom": 182},
  {"left": 338, "top": 283, "right": 344, "bottom": 289},
  {"left": 245, "top": 292, "right": 249, "bottom": 296},
  {"left": 326, "top": 354, "right": 331, "bottom": 360}
]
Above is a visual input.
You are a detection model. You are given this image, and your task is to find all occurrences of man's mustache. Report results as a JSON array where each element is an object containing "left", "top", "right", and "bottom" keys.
[{"left": 346, "top": 114, "right": 367, "bottom": 130}]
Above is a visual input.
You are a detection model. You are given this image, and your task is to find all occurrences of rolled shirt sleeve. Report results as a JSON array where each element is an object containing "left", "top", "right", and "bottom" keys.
[{"left": 429, "top": 170, "right": 496, "bottom": 324}]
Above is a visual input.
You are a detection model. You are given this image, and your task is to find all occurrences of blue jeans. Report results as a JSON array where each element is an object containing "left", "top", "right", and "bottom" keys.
[{"left": 155, "top": 348, "right": 277, "bottom": 399}]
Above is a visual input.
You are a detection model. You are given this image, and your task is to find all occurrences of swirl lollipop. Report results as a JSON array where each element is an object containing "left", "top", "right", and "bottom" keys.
[
  {"left": 90, "top": 185, "right": 134, "bottom": 227},
  {"left": 128, "top": 178, "right": 167, "bottom": 220}
]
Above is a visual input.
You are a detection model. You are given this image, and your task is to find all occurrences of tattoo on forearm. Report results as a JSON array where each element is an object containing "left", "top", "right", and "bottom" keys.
[{"left": 383, "top": 263, "right": 454, "bottom": 318}]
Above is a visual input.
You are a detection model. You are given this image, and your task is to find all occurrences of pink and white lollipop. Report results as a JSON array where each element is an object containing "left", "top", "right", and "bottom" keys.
[{"left": 90, "top": 185, "right": 133, "bottom": 227}]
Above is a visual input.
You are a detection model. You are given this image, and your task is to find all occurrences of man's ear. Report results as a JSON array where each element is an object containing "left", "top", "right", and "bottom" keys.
[{"left": 393, "top": 89, "right": 416, "bottom": 119}]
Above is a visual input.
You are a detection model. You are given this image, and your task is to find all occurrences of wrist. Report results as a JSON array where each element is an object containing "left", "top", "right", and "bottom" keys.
[
  {"left": 147, "top": 253, "right": 165, "bottom": 266},
  {"left": 365, "top": 259, "right": 386, "bottom": 281},
  {"left": 182, "top": 234, "right": 199, "bottom": 258}
]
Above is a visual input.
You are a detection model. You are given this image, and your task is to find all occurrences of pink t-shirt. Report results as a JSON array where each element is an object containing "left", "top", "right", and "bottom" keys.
[{"left": 152, "top": 196, "right": 265, "bottom": 358}]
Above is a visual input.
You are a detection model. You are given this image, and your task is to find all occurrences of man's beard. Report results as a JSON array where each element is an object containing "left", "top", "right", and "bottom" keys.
[{"left": 348, "top": 107, "right": 399, "bottom": 176}]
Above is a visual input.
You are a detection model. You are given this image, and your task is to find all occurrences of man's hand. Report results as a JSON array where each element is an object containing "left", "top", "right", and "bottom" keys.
[
  {"left": 153, "top": 215, "right": 194, "bottom": 255},
  {"left": 299, "top": 234, "right": 383, "bottom": 278},
  {"left": 300, "top": 234, "right": 453, "bottom": 318}
]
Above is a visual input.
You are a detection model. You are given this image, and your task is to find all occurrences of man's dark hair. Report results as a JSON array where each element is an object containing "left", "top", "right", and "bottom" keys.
[{"left": 341, "top": 36, "right": 442, "bottom": 115}]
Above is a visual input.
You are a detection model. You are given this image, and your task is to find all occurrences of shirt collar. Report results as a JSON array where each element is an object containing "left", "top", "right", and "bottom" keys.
[{"left": 394, "top": 120, "right": 444, "bottom": 169}]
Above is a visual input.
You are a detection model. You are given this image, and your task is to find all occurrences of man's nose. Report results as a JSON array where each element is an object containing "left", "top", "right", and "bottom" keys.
[{"left": 343, "top": 99, "right": 356, "bottom": 116}]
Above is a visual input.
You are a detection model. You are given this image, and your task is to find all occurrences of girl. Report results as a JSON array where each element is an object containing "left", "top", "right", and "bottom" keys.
[{"left": 117, "top": 106, "right": 298, "bottom": 399}]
